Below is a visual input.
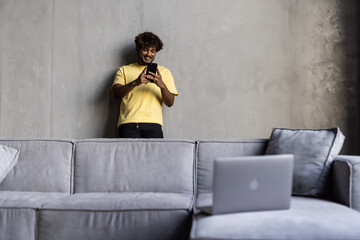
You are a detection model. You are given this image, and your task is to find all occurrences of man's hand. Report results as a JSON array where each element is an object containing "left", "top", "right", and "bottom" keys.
[
  {"left": 136, "top": 67, "right": 150, "bottom": 85},
  {"left": 147, "top": 68, "right": 175, "bottom": 107},
  {"left": 112, "top": 67, "right": 149, "bottom": 99},
  {"left": 148, "top": 68, "right": 166, "bottom": 89}
]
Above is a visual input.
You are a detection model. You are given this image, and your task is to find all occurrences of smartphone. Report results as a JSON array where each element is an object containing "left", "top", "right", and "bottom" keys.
[{"left": 146, "top": 63, "right": 157, "bottom": 82}]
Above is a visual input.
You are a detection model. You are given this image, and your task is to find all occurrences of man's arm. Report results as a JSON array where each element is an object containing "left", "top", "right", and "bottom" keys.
[
  {"left": 112, "top": 81, "right": 137, "bottom": 99},
  {"left": 149, "top": 69, "right": 175, "bottom": 107},
  {"left": 159, "top": 85, "right": 175, "bottom": 107},
  {"left": 112, "top": 67, "right": 148, "bottom": 99}
]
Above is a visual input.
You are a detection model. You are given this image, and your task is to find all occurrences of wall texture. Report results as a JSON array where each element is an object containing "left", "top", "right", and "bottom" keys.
[{"left": 0, "top": 0, "right": 359, "bottom": 153}]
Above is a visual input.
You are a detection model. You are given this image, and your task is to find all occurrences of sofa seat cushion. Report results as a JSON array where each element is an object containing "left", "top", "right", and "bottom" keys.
[
  {"left": 0, "top": 208, "right": 37, "bottom": 240},
  {"left": 191, "top": 196, "right": 360, "bottom": 240},
  {"left": 194, "top": 192, "right": 212, "bottom": 214},
  {"left": 40, "top": 192, "right": 194, "bottom": 211},
  {"left": 0, "top": 191, "right": 69, "bottom": 208},
  {"left": 0, "top": 191, "right": 69, "bottom": 240},
  {"left": 37, "top": 192, "right": 194, "bottom": 240}
]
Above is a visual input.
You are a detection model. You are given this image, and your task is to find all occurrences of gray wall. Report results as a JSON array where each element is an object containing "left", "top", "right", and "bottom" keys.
[{"left": 0, "top": 0, "right": 359, "bottom": 153}]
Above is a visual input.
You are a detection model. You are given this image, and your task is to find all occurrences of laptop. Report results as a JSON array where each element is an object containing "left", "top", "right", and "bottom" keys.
[{"left": 200, "top": 154, "right": 294, "bottom": 215}]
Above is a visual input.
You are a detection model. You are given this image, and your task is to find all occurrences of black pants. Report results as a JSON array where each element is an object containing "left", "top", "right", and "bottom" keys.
[{"left": 118, "top": 123, "right": 164, "bottom": 138}]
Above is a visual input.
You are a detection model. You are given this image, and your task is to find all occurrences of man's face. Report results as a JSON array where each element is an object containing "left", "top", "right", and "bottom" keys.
[{"left": 137, "top": 46, "right": 157, "bottom": 65}]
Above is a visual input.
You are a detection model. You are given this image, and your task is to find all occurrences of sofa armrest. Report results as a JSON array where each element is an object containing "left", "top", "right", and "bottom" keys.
[{"left": 331, "top": 155, "right": 360, "bottom": 211}]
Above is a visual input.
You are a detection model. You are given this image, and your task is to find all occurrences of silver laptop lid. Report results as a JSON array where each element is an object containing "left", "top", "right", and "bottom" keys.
[{"left": 212, "top": 154, "right": 294, "bottom": 215}]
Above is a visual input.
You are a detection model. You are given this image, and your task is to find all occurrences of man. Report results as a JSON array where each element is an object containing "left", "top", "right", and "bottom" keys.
[{"left": 112, "top": 32, "right": 178, "bottom": 138}]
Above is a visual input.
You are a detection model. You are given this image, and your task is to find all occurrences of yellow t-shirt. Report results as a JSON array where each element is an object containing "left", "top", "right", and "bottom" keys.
[{"left": 113, "top": 63, "right": 178, "bottom": 126}]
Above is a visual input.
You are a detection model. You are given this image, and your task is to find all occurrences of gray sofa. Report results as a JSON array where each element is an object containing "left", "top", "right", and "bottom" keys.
[
  {"left": 0, "top": 138, "right": 194, "bottom": 240},
  {"left": 191, "top": 139, "right": 360, "bottom": 240},
  {"left": 1, "top": 138, "right": 360, "bottom": 240}
]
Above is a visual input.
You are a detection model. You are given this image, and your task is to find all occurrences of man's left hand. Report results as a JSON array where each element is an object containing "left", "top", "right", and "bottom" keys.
[
  {"left": 148, "top": 69, "right": 166, "bottom": 89},
  {"left": 149, "top": 68, "right": 175, "bottom": 107}
]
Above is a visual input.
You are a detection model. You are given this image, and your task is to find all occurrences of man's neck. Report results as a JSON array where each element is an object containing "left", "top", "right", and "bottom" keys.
[{"left": 137, "top": 60, "right": 147, "bottom": 66}]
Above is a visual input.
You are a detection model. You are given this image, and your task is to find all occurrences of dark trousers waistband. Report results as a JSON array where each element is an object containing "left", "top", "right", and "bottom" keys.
[{"left": 118, "top": 123, "right": 163, "bottom": 138}]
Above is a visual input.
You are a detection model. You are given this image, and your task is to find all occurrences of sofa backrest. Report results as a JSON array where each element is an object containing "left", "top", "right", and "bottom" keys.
[
  {"left": 196, "top": 139, "right": 268, "bottom": 194},
  {"left": 73, "top": 139, "right": 195, "bottom": 194},
  {"left": 0, "top": 139, "right": 74, "bottom": 193}
]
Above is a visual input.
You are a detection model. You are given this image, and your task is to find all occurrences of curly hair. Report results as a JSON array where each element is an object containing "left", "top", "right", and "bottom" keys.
[{"left": 135, "top": 32, "right": 163, "bottom": 52}]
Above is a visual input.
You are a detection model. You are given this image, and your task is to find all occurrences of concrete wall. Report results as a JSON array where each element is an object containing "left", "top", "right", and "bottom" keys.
[{"left": 0, "top": 0, "right": 359, "bottom": 153}]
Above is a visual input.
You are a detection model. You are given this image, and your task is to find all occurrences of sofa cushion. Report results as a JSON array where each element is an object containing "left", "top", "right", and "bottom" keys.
[
  {"left": 0, "top": 144, "right": 19, "bottom": 183},
  {"left": 73, "top": 139, "right": 195, "bottom": 194},
  {"left": 196, "top": 139, "right": 268, "bottom": 194},
  {"left": 0, "top": 208, "right": 37, "bottom": 240},
  {"left": 0, "top": 139, "right": 74, "bottom": 193},
  {"left": 0, "top": 191, "right": 69, "bottom": 208},
  {"left": 40, "top": 192, "right": 194, "bottom": 211},
  {"left": 38, "top": 192, "right": 193, "bottom": 240},
  {"left": 265, "top": 128, "right": 345, "bottom": 196},
  {"left": 191, "top": 196, "right": 360, "bottom": 240},
  {"left": 0, "top": 191, "right": 69, "bottom": 240},
  {"left": 332, "top": 156, "right": 360, "bottom": 212}
]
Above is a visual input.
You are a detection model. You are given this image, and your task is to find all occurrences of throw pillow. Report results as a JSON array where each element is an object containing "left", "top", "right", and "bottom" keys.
[
  {"left": 265, "top": 127, "right": 345, "bottom": 197},
  {"left": 0, "top": 144, "right": 20, "bottom": 183}
]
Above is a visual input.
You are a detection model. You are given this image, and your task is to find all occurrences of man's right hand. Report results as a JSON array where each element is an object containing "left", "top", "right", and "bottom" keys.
[{"left": 113, "top": 67, "right": 149, "bottom": 99}]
